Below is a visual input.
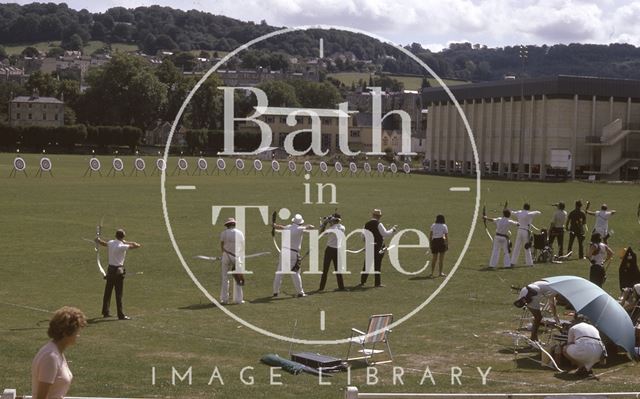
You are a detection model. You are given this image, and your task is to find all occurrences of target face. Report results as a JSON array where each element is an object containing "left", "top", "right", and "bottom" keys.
[
  {"left": 334, "top": 162, "right": 343, "bottom": 173},
  {"left": 303, "top": 161, "right": 312, "bottom": 172},
  {"left": 288, "top": 160, "right": 296, "bottom": 172},
  {"left": 178, "top": 158, "right": 188, "bottom": 171},
  {"left": 14, "top": 157, "right": 26, "bottom": 171},
  {"left": 319, "top": 161, "right": 328, "bottom": 173},
  {"left": 377, "top": 162, "right": 385, "bottom": 173},
  {"left": 135, "top": 158, "right": 146, "bottom": 171},
  {"left": 235, "top": 159, "right": 245, "bottom": 170},
  {"left": 89, "top": 157, "right": 101, "bottom": 172},
  {"left": 217, "top": 158, "right": 226, "bottom": 170},
  {"left": 156, "top": 159, "right": 166, "bottom": 171},
  {"left": 253, "top": 159, "right": 263, "bottom": 171},
  {"left": 390, "top": 163, "right": 398, "bottom": 174},
  {"left": 271, "top": 160, "right": 280, "bottom": 172},
  {"left": 197, "top": 158, "right": 208, "bottom": 170},
  {"left": 349, "top": 162, "right": 357, "bottom": 173},
  {"left": 113, "top": 158, "right": 124, "bottom": 172},
  {"left": 40, "top": 157, "right": 51, "bottom": 172},
  {"left": 403, "top": 163, "right": 411, "bottom": 174},
  {"left": 364, "top": 162, "right": 372, "bottom": 173}
]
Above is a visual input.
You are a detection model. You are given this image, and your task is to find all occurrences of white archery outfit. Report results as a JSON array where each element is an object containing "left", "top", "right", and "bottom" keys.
[
  {"left": 220, "top": 227, "right": 245, "bottom": 304},
  {"left": 511, "top": 210, "right": 541, "bottom": 266},
  {"left": 273, "top": 223, "right": 306, "bottom": 296},
  {"left": 517, "top": 280, "right": 556, "bottom": 310},
  {"left": 593, "top": 210, "right": 613, "bottom": 237},
  {"left": 489, "top": 217, "right": 518, "bottom": 268},
  {"left": 565, "top": 322, "right": 605, "bottom": 371}
]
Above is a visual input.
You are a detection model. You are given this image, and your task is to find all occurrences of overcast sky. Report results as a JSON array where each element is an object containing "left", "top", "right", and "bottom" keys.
[{"left": 8, "top": 0, "right": 640, "bottom": 51}]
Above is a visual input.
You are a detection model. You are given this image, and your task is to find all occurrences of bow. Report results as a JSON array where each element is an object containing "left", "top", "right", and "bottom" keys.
[
  {"left": 271, "top": 211, "right": 281, "bottom": 253},
  {"left": 503, "top": 200, "right": 509, "bottom": 210},
  {"left": 502, "top": 331, "right": 564, "bottom": 373},
  {"left": 95, "top": 218, "right": 106, "bottom": 278},
  {"left": 584, "top": 200, "right": 591, "bottom": 232},
  {"left": 482, "top": 205, "right": 493, "bottom": 242}
]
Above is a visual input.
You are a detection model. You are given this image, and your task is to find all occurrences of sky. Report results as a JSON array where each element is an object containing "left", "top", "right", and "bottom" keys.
[{"left": 7, "top": 0, "right": 640, "bottom": 51}]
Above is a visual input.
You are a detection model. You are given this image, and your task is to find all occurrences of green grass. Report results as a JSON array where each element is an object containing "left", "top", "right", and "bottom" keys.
[
  {"left": 3, "top": 41, "right": 61, "bottom": 55},
  {"left": 1, "top": 153, "right": 639, "bottom": 398},
  {"left": 328, "top": 72, "right": 468, "bottom": 90}
]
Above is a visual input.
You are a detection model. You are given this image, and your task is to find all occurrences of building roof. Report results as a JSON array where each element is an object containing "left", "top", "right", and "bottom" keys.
[
  {"left": 422, "top": 75, "right": 640, "bottom": 103},
  {"left": 11, "top": 96, "right": 63, "bottom": 104}
]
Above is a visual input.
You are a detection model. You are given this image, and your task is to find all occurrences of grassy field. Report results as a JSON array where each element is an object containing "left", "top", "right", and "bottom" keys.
[
  {"left": 1, "top": 153, "right": 639, "bottom": 398},
  {"left": 1, "top": 41, "right": 138, "bottom": 56},
  {"left": 328, "top": 72, "right": 468, "bottom": 90}
]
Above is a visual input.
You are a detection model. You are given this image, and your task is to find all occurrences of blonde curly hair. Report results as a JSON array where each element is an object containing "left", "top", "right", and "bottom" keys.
[{"left": 48, "top": 306, "right": 87, "bottom": 341}]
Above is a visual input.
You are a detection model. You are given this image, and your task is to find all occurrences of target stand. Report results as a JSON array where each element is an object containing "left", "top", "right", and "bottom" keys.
[
  {"left": 34, "top": 157, "right": 53, "bottom": 177},
  {"left": 107, "top": 158, "right": 126, "bottom": 177},
  {"left": 9, "top": 156, "right": 28, "bottom": 177},
  {"left": 172, "top": 158, "right": 190, "bottom": 176},
  {"left": 253, "top": 159, "right": 264, "bottom": 176},
  {"left": 130, "top": 157, "right": 147, "bottom": 176},
  {"left": 150, "top": 158, "right": 166, "bottom": 176},
  {"left": 193, "top": 158, "right": 209, "bottom": 176},
  {"left": 83, "top": 157, "right": 102, "bottom": 177}
]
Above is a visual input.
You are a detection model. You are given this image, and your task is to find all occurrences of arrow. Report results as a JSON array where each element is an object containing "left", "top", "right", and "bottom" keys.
[{"left": 482, "top": 205, "right": 493, "bottom": 242}]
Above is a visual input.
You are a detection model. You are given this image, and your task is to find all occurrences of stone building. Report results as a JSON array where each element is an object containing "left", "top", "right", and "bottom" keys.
[{"left": 8, "top": 91, "right": 64, "bottom": 127}]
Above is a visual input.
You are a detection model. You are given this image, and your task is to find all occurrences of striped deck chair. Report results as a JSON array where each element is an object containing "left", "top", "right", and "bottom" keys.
[{"left": 346, "top": 313, "right": 393, "bottom": 365}]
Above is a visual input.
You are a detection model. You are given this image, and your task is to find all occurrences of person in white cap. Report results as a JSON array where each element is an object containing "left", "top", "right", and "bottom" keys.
[
  {"left": 219, "top": 217, "right": 244, "bottom": 304},
  {"left": 483, "top": 209, "right": 518, "bottom": 269},
  {"left": 272, "top": 213, "right": 315, "bottom": 297},
  {"left": 511, "top": 203, "right": 541, "bottom": 267},
  {"left": 586, "top": 204, "right": 616, "bottom": 244}
]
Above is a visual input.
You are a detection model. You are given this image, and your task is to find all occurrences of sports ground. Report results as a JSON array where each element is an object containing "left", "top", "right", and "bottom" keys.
[{"left": 1, "top": 153, "right": 639, "bottom": 398}]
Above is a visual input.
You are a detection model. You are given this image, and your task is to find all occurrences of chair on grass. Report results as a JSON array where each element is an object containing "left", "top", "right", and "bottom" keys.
[{"left": 346, "top": 313, "right": 393, "bottom": 365}]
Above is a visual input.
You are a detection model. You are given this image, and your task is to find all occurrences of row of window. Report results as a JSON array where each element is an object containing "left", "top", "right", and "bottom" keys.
[
  {"left": 14, "top": 112, "right": 60, "bottom": 121},
  {"left": 265, "top": 116, "right": 338, "bottom": 125},
  {"left": 14, "top": 103, "right": 59, "bottom": 109}
]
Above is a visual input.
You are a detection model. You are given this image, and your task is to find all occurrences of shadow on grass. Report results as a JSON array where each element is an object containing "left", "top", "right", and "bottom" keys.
[
  {"left": 408, "top": 276, "right": 433, "bottom": 281},
  {"left": 86, "top": 317, "right": 120, "bottom": 325}
]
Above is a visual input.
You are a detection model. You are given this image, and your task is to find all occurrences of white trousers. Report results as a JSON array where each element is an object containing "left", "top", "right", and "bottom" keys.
[
  {"left": 273, "top": 250, "right": 304, "bottom": 295},
  {"left": 512, "top": 228, "right": 533, "bottom": 266},
  {"left": 489, "top": 235, "right": 511, "bottom": 268},
  {"left": 565, "top": 340, "right": 603, "bottom": 371},
  {"left": 221, "top": 253, "right": 243, "bottom": 304}
]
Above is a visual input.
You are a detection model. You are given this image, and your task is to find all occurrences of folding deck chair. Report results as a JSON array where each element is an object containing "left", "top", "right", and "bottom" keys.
[{"left": 346, "top": 314, "right": 393, "bottom": 365}]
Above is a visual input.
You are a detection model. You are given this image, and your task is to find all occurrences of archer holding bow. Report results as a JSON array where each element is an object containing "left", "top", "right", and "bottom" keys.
[
  {"left": 95, "top": 229, "right": 141, "bottom": 320},
  {"left": 483, "top": 208, "right": 518, "bottom": 269}
]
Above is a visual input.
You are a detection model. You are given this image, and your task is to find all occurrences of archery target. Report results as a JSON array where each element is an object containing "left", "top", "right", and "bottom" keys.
[
  {"left": 40, "top": 157, "right": 51, "bottom": 172},
  {"left": 403, "top": 163, "right": 411, "bottom": 174},
  {"left": 14, "top": 156, "right": 26, "bottom": 171},
  {"left": 253, "top": 159, "right": 263, "bottom": 171},
  {"left": 364, "top": 162, "right": 372, "bottom": 173},
  {"left": 288, "top": 160, "right": 296, "bottom": 172},
  {"left": 113, "top": 158, "right": 124, "bottom": 172},
  {"left": 349, "top": 162, "right": 357, "bottom": 173},
  {"left": 304, "top": 161, "right": 312, "bottom": 172},
  {"left": 135, "top": 158, "right": 146, "bottom": 171},
  {"left": 197, "top": 158, "right": 208, "bottom": 170},
  {"left": 271, "top": 160, "right": 280, "bottom": 172},
  {"left": 390, "top": 163, "right": 398, "bottom": 174},
  {"left": 178, "top": 158, "right": 188, "bottom": 171},
  {"left": 217, "top": 158, "right": 226, "bottom": 170},
  {"left": 319, "top": 161, "right": 328, "bottom": 173},
  {"left": 89, "top": 157, "right": 101, "bottom": 172},
  {"left": 377, "top": 162, "right": 385, "bottom": 173},
  {"left": 236, "top": 159, "right": 245, "bottom": 170},
  {"left": 156, "top": 158, "right": 166, "bottom": 171},
  {"left": 334, "top": 161, "right": 343, "bottom": 173}
]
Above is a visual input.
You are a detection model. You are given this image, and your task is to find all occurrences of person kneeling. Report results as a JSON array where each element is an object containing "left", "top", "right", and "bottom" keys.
[{"left": 562, "top": 318, "right": 606, "bottom": 378}]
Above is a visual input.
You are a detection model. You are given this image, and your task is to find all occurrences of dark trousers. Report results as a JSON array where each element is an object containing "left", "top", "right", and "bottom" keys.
[
  {"left": 361, "top": 247, "right": 384, "bottom": 286},
  {"left": 319, "top": 247, "right": 345, "bottom": 290},
  {"left": 589, "top": 263, "right": 605, "bottom": 288},
  {"left": 102, "top": 265, "right": 125, "bottom": 318},
  {"left": 548, "top": 227, "right": 565, "bottom": 256},
  {"left": 567, "top": 231, "right": 585, "bottom": 258}
]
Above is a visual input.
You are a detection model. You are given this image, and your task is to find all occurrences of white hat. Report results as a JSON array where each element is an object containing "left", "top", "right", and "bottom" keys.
[
  {"left": 291, "top": 214, "right": 304, "bottom": 225},
  {"left": 634, "top": 283, "right": 640, "bottom": 297}
]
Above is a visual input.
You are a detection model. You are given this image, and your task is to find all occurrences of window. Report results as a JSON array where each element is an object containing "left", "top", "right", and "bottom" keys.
[
  {"left": 28, "top": 113, "right": 32, "bottom": 120},
  {"left": 16, "top": 103, "right": 20, "bottom": 108},
  {"left": 349, "top": 130, "right": 360, "bottom": 138},
  {"left": 279, "top": 116, "right": 286, "bottom": 124},
  {"left": 42, "top": 112, "right": 47, "bottom": 120},
  {"left": 55, "top": 114, "right": 59, "bottom": 121},
  {"left": 28, "top": 104, "right": 32, "bottom": 108},
  {"left": 16, "top": 113, "right": 21, "bottom": 119},
  {"left": 266, "top": 116, "right": 275, "bottom": 123},
  {"left": 278, "top": 132, "right": 287, "bottom": 146},
  {"left": 44, "top": 104, "right": 47, "bottom": 109}
]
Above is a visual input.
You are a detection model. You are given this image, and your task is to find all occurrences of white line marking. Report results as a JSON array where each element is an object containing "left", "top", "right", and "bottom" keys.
[
  {"left": 449, "top": 187, "right": 471, "bottom": 192},
  {"left": 176, "top": 185, "right": 197, "bottom": 190},
  {"left": 320, "top": 310, "right": 325, "bottom": 331}
]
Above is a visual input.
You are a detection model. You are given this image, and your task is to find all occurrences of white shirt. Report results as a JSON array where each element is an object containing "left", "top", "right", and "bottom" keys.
[
  {"left": 550, "top": 209, "right": 568, "bottom": 228},
  {"left": 284, "top": 224, "right": 306, "bottom": 252},
  {"left": 377, "top": 222, "right": 395, "bottom": 238},
  {"left": 568, "top": 322, "right": 601, "bottom": 344},
  {"left": 513, "top": 210, "right": 541, "bottom": 229},
  {"left": 529, "top": 280, "right": 555, "bottom": 297},
  {"left": 430, "top": 223, "right": 448, "bottom": 239},
  {"left": 220, "top": 228, "right": 245, "bottom": 255},
  {"left": 32, "top": 341, "right": 72, "bottom": 399},
  {"left": 107, "top": 240, "right": 129, "bottom": 266},
  {"left": 590, "top": 242, "right": 608, "bottom": 265},
  {"left": 593, "top": 210, "right": 613, "bottom": 235},
  {"left": 494, "top": 217, "right": 518, "bottom": 236},
  {"left": 325, "top": 223, "right": 345, "bottom": 248}
]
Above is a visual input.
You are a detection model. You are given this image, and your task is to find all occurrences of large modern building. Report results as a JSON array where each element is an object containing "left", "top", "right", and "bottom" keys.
[{"left": 422, "top": 75, "right": 640, "bottom": 180}]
